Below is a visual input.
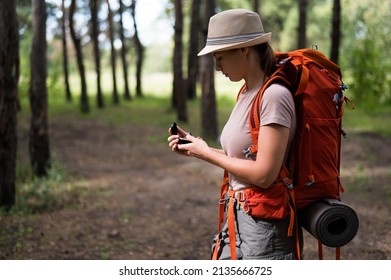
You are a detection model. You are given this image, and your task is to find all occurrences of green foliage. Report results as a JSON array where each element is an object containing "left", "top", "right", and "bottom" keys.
[
  {"left": 348, "top": 37, "right": 390, "bottom": 104},
  {"left": 17, "top": 0, "right": 33, "bottom": 38},
  {"left": 47, "top": 41, "right": 65, "bottom": 95},
  {"left": 18, "top": 32, "right": 32, "bottom": 100},
  {"left": 342, "top": 0, "right": 391, "bottom": 104},
  {"left": 218, "top": 0, "right": 251, "bottom": 11},
  {"left": 278, "top": 5, "right": 298, "bottom": 51},
  {"left": 16, "top": 0, "right": 391, "bottom": 106},
  {"left": 11, "top": 160, "right": 82, "bottom": 214}
]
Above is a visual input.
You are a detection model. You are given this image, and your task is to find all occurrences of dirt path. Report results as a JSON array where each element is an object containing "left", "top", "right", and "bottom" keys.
[{"left": 1, "top": 117, "right": 390, "bottom": 260}]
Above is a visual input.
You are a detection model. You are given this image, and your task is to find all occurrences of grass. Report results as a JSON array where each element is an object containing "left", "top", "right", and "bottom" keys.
[
  {"left": 342, "top": 164, "right": 371, "bottom": 193},
  {"left": 342, "top": 101, "right": 391, "bottom": 136},
  {"left": 9, "top": 159, "right": 85, "bottom": 214}
]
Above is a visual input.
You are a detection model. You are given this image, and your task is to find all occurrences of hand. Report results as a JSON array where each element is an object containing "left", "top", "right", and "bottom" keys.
[
  {"left": 168, "top": 134, "right": 191, "bottom": 156},
  {"left": 175, "top": 134, "right": 210, "bottom": 159},
  {"left": 168, "top": 124, "right": 191, "bottom": 156},
  {"left": 168, "top": 130, "right": 209, "bottom": 158}
]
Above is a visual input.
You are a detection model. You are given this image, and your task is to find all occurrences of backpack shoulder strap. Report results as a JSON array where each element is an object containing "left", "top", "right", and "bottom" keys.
[{"left": 246, "top": 69, "right": 294, "bottom": 155}]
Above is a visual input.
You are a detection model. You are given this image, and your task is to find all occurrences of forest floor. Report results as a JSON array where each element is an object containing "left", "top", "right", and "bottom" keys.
[{"left": 1, "top": 115, "right": 390, "bottom": 260}]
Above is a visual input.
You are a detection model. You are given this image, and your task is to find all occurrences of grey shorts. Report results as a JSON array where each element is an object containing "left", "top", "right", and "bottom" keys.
[{"left": 212, "top": 203, "right": 301, "bottom": 260}]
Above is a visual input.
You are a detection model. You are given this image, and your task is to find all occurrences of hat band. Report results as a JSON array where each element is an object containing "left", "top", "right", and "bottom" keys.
[{"left": 206, "top": 31, "right": 266, "bottom": 46}]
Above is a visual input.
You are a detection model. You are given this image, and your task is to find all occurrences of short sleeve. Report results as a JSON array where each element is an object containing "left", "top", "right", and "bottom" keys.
[{"left": 260, "top": 84, "right": 295, "bottom": 129}]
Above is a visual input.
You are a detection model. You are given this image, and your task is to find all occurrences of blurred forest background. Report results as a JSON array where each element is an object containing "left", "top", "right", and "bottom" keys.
[{"left": 0, "top": 0, "right": 390, "bottom": 260}]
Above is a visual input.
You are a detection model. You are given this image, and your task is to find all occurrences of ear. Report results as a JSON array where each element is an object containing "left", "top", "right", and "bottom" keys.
[{"left": 240, "top": 47, "right": 250, "bottom": 56}]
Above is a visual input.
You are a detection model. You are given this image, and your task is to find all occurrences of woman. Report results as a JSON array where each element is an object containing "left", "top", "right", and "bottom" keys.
[{"left": 168, "top": 9, "right": 299, "bottom": 260}]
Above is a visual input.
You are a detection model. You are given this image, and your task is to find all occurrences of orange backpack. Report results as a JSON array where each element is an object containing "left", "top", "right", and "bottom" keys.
[
  {"left": 254, "top": 48, "right": 351, "bottom": 209},
  {"left": 213, "top": 48, "right": 353, "bottom": 260}
]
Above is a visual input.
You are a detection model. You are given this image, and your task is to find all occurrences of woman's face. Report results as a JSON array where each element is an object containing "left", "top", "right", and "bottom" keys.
[{"left": 213, "top": 49, "right": 247, "bottom": 82}]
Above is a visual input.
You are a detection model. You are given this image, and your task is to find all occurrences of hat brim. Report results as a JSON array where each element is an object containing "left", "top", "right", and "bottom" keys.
[{"left": 197, "top": 32, "right": 271, "bottom": 56}]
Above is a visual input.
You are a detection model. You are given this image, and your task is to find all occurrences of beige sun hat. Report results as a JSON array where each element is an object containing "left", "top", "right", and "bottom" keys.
[{"left": 198, "top": 9, "right": 271, "bottom": 56}]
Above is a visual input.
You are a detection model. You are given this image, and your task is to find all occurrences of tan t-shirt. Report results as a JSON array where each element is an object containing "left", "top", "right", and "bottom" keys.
[{"left": 220, "top": 83, "right": 296, "bottom": 191}]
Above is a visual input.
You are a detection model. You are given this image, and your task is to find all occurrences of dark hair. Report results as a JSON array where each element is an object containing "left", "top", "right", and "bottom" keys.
[{"left": 252, "top": 43, "right": 276, "bottom": 77}]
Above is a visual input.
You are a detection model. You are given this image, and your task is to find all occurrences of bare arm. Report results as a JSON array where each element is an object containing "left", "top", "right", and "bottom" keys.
[
  {"left": 169, "top": 123, "right": 289, "bottom": 188},
  {"left": 210, "top": 147, "right": 226, "bottom": 155},
  {"left": 168, "top": 125, "right": 225, "bottom": 156}
]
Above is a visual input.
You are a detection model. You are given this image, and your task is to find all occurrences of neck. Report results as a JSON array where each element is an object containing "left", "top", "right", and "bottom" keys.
[
  {"left": 244, "top": 60, "right": 267, "bottom": 91},
  {"left": 245, "top": 74, "right": 267, "bottom": 92}
]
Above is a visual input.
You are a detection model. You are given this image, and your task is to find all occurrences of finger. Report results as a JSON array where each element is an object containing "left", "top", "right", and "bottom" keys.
[
  {"left": 168, "top": 138, "right": 179, "bottom": 150},
  {"left": 170, "top": 142, "right": 179, "bottom": 151},
  {"left": 184, "top": 133, "right": 197, "bottom": 142},
  {"left": 177, "top": 126, "right": 188, "bottom": 137},
  {"left": 168, "top": 135, "right": 179, "bottom": 142}
]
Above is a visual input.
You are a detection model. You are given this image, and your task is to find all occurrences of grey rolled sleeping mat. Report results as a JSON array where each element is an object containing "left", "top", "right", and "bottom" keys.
[{"left": 299, "top": 199, "right": 359, "bottom": 247}]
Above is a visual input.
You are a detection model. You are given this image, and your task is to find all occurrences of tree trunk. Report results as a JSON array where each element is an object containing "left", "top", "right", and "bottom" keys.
[
  {"left": 330, "top": 0, "right": 341, "bottom": 64},
  {"left": 131, "top": 0, "right": 144, "bottom": 98},
  {"left": 119, "top": 0, "right": 131, "bottom": 100},
  {"left": 200, "top": 0, "right": 217, "bottom": 140},
  {"left": 173, "top": 0, "right": 187, "bottom": 122},
  {"left": 29, "top": 0, "right": 51, "bottom": 177},
  {"left": 69, "top": 0, "right": 89, "bottom": 113},
  {"left": 186, "top": 0, "right": 201, "bottom": 100},
  {"left": 105, "top": 0, "right": 119, "bottom": 105},
  {"left": 0, "top": 0, "right": 19, "bottom": 208},
  {"left": 90, "top": 0, "right": 104, "bottom": 108},
  {"left": 298, "top": 0, "right": 307, "bottom": 49},
  {"left": 61, "top": 0, "right": 72, "bottom": 102},
  {"left": 253, "top": 0, "right": 260, "bottom": 13}
]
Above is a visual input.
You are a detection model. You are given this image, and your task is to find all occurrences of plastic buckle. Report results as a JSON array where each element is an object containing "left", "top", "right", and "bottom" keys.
[
  {"left": 219, "top": 198, "right": 228, "bottom": 205},
  {"left": 279, "top": 57, "right": 292, "bottom": 65},
  {"left": 283, "top": 177, "right": 294, "bottom": 189},
  {"left": 242, "top": 201, "right": 250, "bottom": 214},
  {"left": 242, "top": 147, "right": 251, "bottom": 159},
  {"left": 305, "top": 175, "right": 315, "bottom": 186},
  {"left": 234, "top": 191, "right": 246, "bottom": 202},
  {"left": 305, "top": 180, "right": 315, "bottom": 187}
]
